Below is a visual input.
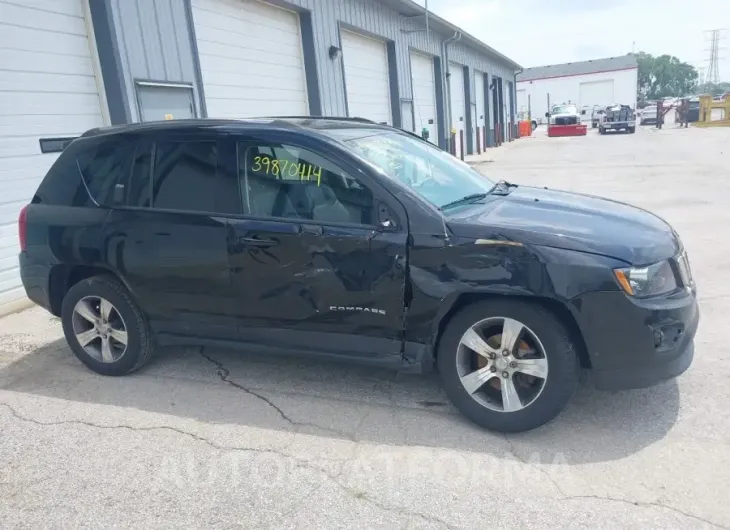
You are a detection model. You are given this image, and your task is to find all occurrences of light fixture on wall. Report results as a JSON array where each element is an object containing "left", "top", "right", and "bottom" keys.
[{"left": 329, "top": 45, "right": 342, "bottom": 60}]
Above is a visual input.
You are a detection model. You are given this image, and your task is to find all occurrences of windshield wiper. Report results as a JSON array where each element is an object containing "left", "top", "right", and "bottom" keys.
[
  {"left": 439, "top": 193, "right": 491, "bottom": 211},
  {"left": 439, "top": 180, "right": 517, "bottom": 211}
]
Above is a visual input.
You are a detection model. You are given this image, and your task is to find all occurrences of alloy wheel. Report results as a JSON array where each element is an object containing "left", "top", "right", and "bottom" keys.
[
  {"left": 456, "top": 317, "right": 548, "bottom": 412},
  {"left": 72, "top": 296, "right": 128, "bottom": 363}
]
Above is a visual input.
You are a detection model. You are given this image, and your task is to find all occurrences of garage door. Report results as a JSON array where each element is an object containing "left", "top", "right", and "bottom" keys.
[
  {"left": 474, "top": 71, "right": 486, "bottom": 151},
  {"left": 410, "top": 52, "right": 437, "bottom": 144},
  {"left": 449, "top": 63, "right": 466, "bottom": 157},
  {"left": 192, "top": 0, "right": 308, "bottom": 118},
  {"left": 579, "top": 80, "right": 615, "bottom": 110},
  {"left": 0, "top": 0, "right": 105, "bottom": 310},
  {"left": 341, "top": 30, "right": 391, "bottom": 124}
]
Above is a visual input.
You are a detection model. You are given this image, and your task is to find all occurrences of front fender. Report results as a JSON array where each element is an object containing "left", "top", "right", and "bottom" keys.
[{"left": 402, "top": 240, "right": 625, "bottom": 366}]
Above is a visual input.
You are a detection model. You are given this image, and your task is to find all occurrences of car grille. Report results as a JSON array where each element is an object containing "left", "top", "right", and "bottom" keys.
[{"left": 554, "top": 116, "right": 578, "bottom": 125}]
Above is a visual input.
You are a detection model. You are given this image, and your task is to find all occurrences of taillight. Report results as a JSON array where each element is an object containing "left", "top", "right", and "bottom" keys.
[{"left": 18, "top": 205, "right": 28, "bottom": 252}]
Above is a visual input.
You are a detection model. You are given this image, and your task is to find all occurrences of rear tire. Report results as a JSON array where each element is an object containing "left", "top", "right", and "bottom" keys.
[
  {"left": 61, "top": 275, "right": 155, "bottom": 376},
  {"left": 437, "top": 300, "right": 579, "bottom": 433}
]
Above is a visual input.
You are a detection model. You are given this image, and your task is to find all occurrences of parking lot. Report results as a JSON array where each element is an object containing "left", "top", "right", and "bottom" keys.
[{"left": 1, "top": 124, "right": 728, "bottom": 529}]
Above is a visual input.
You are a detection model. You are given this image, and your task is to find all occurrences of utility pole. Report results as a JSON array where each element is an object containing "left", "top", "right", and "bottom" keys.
[{"left": 704, "top": 29, "right": 727, "bottom": 86}]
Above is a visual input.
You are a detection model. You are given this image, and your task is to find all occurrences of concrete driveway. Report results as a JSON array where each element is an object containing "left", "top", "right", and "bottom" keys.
[{"left": 1, "top": 124, "right": 728, "bottom": 529}]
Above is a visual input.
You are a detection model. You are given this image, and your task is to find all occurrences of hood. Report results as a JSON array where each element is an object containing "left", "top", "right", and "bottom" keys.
[{"left": 447, "top": 186, "right": 679, "bottom": 265}]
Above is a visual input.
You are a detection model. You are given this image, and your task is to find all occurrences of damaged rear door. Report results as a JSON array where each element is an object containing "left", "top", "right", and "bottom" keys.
[{"left": 228, "top": 132, "right": 408, "bottom": 362}]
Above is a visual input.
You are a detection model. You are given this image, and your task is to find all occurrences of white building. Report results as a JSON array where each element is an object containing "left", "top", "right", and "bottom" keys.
[
  {"left": 516, "top": 55, "right": 638, "bottom": 122},
  {"left": 0, "top": 0, "right": 519, "bottom": 314}
]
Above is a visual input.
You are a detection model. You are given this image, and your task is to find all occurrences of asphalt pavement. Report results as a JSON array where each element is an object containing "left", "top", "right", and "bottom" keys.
[{"left": 1, "top": 122, "right": 728, "bottom": 529}]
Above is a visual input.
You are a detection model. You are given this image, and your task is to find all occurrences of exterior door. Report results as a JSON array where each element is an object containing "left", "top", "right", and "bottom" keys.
[
  {"left": 411, "top": 52, "right": 438, "bottom": 144},
  {"left": 0, "top": 0, "right": 106, "bottom": 309},
  {"left": 341, "top": 30, "right": 392, "bottom": 124},
  {"left": 229, "top": 132, "right": 407, "bottom": 358},
  {"left": 102, "top": 134, "right": 242, "bottom": 340},
  {"left": 192, "top": 0, "right": 309, "bottom": 117},
  {"left": 449, "top": 63, "right": 466, "bottom": 157},
  {"left": 474, "top": 72, "right": 486, "bottom": 150}
]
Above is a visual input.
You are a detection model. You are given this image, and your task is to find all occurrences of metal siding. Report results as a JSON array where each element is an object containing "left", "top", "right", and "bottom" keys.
[
  {"left": 108, "top": 0, "right": 516, "bottom": 123},
  {"left": 111, "top": 0, "right": 202, "bottom": 121}
]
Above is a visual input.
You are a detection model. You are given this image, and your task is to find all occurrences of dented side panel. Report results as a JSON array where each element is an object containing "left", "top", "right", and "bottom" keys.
[{"left": 227, "top": 217, "right": 408, "bottom": 352}]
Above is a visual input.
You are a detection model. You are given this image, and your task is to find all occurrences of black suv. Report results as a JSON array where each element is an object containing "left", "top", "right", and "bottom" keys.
[{"left": 18, "top": 118, "right": 699, "bottom": 432}]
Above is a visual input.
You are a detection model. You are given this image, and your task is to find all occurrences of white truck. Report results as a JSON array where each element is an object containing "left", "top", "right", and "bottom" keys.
[{"left": 546, "top": 103, "right": 581, "bottom": 126}]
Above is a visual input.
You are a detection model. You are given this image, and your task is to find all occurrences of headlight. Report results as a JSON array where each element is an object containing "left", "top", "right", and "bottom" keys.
[{"left": 614, "top": 260, "right": 677, "bottom": 297}]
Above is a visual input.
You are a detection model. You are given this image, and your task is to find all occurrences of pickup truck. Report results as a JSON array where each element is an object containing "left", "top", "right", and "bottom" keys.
[
  {"left": 546, "top": 104, "right": 581, "bottom": 126},
  {"left": 599, "top": 104, "right": 636, "bottom": 134}
]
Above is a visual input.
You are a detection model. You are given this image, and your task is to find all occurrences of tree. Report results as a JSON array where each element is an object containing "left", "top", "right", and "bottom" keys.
[
  {"left": 696, "top": 81, "right": 730, "bottom": 96},
  {"left": 635, "top": 52, "right": 698, "bottom": 100}
]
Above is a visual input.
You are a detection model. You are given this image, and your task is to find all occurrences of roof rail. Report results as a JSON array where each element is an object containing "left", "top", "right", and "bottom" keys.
[{"left": 264, "top": 116, "right": 378, "bottom": 124}]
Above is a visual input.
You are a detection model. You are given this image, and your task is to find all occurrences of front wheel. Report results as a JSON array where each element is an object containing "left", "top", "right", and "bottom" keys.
[
  {"left": 628, "top": 126, "right": 636, "bottom": 134},
  {"left": 437, "top": 300, "right": 579, "bottom": 432},
  {"left": 598, "top": 127, "right": 605, "bottom": 135}
]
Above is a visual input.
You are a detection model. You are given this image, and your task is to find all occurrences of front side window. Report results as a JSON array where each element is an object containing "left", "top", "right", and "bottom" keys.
[
  {"left": 338, "top": 130, "right": 494, "bottom": 210},
  {"left": 127, "top": 140, "right": 240, "bottom": 215},
  {"left": 239, "top": 142, "right": 374, "bottom": 225}
]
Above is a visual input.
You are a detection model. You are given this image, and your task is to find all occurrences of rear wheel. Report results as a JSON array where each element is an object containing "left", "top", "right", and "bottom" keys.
[
  {"left": 61, "top": 275, "right": 155, "bottom": 376},
  {"left": 438, "top": 300, "right": 579, "bottom": 432}
]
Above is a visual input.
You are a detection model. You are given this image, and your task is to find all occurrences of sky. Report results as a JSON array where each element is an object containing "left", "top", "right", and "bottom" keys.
[{"left": 413, "top": 0, "right": 730, "bottom": 81}]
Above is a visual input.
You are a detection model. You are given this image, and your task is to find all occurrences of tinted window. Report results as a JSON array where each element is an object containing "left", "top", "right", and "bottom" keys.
[
  {"left": 127, "top": 144, "right": 153, "bottom": 208},
  {"left": 127, "top": 140, "right": 241, "bottom": 215},
  {"left": 77, "top": 139, "right": 132, "bottom": 206},
  {"left": 239, "top": 143, "right": 374, "bottom": 225}
]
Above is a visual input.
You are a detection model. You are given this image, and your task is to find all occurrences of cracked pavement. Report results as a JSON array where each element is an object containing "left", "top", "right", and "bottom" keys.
[{"left": 1, "top": 125, "right": 729, "bottom": 529}]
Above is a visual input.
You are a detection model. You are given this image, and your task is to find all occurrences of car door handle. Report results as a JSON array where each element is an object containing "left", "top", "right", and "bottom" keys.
[{"left": 238, "top": 236, "right": 277, "bottom": 248}]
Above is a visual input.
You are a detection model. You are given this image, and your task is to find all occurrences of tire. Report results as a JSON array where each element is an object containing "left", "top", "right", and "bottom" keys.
[
  {"left": 437, "top": 299, "right": 579, "bottom": 433},
  {"left": 628, "top": 127, "right": 636, "bottom": 134},
  {"left": 61, "top": 275, "right": 155, "bottom": 376},
  {"left": 591, "top": 122, "right": 597, "bottom": 128},
  {"left": 598, "top": 127, "right": 605, "bottom": 135},
  {"left": 531, "top": 121, "right": 537, "bottom": 131}
]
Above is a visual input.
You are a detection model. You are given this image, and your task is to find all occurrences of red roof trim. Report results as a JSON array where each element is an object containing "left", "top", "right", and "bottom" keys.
[{"left": 517, "top": 66, "right": 638, "bottom": 83}]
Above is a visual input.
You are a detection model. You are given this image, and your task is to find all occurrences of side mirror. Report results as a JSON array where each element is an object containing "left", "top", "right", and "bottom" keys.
[
  {"left": 545, "top": 112, "right": 550, "bottom": 118},
  {"left": 581, "top": 110, "right": 586, "bottom": 115},
  {"left": 376, "top": 204, "right": 398, "bottom": 232},
  {"left": 378, "top": 219, "right": 396, "bottom": 232}
]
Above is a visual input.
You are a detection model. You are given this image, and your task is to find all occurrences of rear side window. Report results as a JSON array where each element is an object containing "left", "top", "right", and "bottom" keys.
[
  {"left": 127, "top": 140, "right": 241, "bottom": 215},
  {"left": 35, "top": 139, "right": 130, "bottom": 207},
  {"left": 77, "top": 140, "right": 132, "bottom": 206}
]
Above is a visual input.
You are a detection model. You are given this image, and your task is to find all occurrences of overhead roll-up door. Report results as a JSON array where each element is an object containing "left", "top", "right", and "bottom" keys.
[
  {"left": 192, "top": 0, "right": 309, "bottom": 118},
  {"left": 341, "top": 30, "right": 391, "bottom": 124},
  {"left": 0, "top": 0, "right": 105, "bottom": 310}
]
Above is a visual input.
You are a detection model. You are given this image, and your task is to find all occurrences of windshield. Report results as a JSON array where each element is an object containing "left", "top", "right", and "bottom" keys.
[
  {"left": 341, "top": 131, "right": 494, "bottom": 210},
  {"left": 551, "top": 105, "right": 577, "bottom": 115}
]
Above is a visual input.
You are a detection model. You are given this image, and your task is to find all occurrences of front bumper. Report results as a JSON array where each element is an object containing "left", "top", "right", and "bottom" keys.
[
  {"left": 570, "top": 288, "right": 699, "bottom": 390},
  {"left": 601, "top": 121, "right": 636, "bottom": 130}
]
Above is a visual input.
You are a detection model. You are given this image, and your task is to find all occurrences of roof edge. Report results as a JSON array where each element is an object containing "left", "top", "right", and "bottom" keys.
[{"left": 389, "top": 0, "right": 522, "bottom": 71}]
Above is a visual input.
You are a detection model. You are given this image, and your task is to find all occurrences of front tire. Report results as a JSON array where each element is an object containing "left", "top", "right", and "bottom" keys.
[
  {"left": 628, "top": 126, "right": 636, "bottom": 134},
  {"left": 437, "top": 300, "right": 579, "bottom": 432},
  {"left": 599, "top": 127, "right": 605, "bottom": 134},
  {"left": 61, "top": 275, "right": 155, "bottom": 376}
]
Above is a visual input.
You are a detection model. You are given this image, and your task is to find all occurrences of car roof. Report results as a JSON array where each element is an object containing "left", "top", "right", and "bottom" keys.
[{"left": 80, "top": 117, "right": 395, "bottom": 141}]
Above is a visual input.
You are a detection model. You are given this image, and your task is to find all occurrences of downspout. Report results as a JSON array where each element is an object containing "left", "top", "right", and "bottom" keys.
[{"left": 442, "top": 31, "right": 461, "bottom": 143}]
